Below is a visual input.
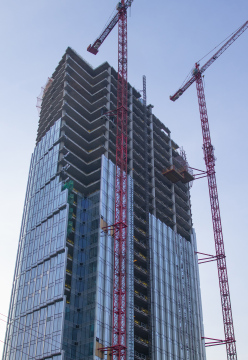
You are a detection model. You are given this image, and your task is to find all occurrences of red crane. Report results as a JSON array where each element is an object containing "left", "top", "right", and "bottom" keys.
[
  {"left": 170, "top": 20, "right": 248, "bottom": 360},
  {"left": 88, "top": 2, "right": 134, "bottom": 360}
]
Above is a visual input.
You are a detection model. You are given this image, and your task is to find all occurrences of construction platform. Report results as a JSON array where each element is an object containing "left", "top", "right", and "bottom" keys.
[
  {"left": 180, "top": 169, "right": 194, "bottom": 183},
  {"left": 162, "top": 166, "right": 194, "bottom": 184}
]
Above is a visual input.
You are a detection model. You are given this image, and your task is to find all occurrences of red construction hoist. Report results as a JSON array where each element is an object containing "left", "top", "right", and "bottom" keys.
[
  {"left": 170, "top": 20, "right": 248, "bottom": 360},
  {"left": 87, "top": 2, "right": 134, "bottom": 360}
]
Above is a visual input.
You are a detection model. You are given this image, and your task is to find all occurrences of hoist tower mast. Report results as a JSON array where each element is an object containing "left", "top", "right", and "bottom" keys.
[
  {"left": 170, "top": 20, "right": 248, "bottom": 360},
  {"left": 87, "top": 2, "right": 134, "bottom": 360}
]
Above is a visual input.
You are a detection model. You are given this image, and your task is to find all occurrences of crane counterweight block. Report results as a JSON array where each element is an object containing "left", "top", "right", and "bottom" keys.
[{"left": 87, "top": 40, "right": 101, "bottom": 55}]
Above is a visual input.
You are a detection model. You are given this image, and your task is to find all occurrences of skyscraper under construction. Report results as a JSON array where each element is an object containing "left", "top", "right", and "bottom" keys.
[{"left": 2, "top": 47, "right": 206, "bottom": 360}]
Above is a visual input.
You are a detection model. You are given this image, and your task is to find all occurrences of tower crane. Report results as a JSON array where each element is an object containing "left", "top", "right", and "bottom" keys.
[
  {"left": 170, "top": 20, "right": 248, "bottom": 360},
  {"left": 87, "top": 2, "right": 134, "bottom": 360}
]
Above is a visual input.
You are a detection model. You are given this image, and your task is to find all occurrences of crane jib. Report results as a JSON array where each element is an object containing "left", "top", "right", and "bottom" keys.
[
  {"left": 87, "top": 13, "right": 119, "bottom": 55},
  {"left": 87, "top": 0, "right": 134, "bottom": 55},
  {"left": 200, "top": 20, "right": 248, "bottom": 74},
  {"left": 170, "top": 20, "right": 248, "bottom": 101}
]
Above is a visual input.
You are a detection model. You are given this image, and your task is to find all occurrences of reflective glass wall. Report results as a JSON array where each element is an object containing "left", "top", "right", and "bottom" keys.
[
  {"left": 3, "top": 119, "right": 68, "bottom": 360},
  {"left": 3, "top": 143, "right": 134, "bottom": 360},
  {"left": 149, "top": 215, "right": 206, "bottom": 360},
  {"left": 62, "top": 188, "right": 100, "bottom": 360},
  {"left": 95, "top": 155, "right": 134, "bottom": 360}
]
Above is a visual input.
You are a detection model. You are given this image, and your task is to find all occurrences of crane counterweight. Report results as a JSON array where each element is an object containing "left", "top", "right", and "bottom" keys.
[{"left": 87, "top": 40, "right": 101, "bottom": 55}]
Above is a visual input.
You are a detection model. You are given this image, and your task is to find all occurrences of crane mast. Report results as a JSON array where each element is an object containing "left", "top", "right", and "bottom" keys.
[
  {"left": 195, "top": 65, "right": 237, "bottom": 359},
  {"left": 113, "top": 4, "right": 128, "bottom": 360},
  {"left": 169, "top": 20, "right": 248, "bottom": 359},
  {"left": 87, "top": 2, "right": 133, "bottom": 360}
]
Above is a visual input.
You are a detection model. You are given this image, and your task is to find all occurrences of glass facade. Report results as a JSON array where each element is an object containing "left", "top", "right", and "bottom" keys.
[
  {"left": 149, "top": 216, "right": 206, "bottom": 360},
  {"left": 63, "top": 188, "right": 100, "bottom": 360},
  {"left": 2, "top": 116, "right": 206, "bottom": 359},
  {"left": 95, "top": 155, "right": 134, "bottom": 360},
  {"left": 3, "top": 119, "right": 68, "bottom": 360},
  {"left": 2, "top": 126, "right": 134, "bottom": 360},
  {"left": 62, "top": 155, "right": 134, "bottom": 360}
]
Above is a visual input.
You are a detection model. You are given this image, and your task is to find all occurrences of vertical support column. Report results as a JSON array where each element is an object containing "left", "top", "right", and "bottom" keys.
[
  {"left": 128, "top": 87, "right": 133, "bottom": 178},
  {"left": 149, "top": 110, "right": 156, "bottom": 216},
  {"left": 143, "top": 76, "right": 153, "bottom": 360},
  {"left": 180, "top": 149, "right": 193, "bottom": 231},
  {"left": 61, "top": 66, "right": 67, "bottom": 155},
  {"left": 63, "top": 56, "right": 69, "bottom": 116},
  {"left": 185, "top": 180, "right": 192, "bottom": 230},
  {"left": 104, "top": 67, "right": 112, "bottom": 157},
  {"left": 63, "top": 54, "right": 70, "bottom": 124},
  {"left": 169, "top": 135, "right": 177, "bottom": 232}
]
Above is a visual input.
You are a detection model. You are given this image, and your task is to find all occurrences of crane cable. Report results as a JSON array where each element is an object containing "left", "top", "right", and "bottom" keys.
[
  {"left": 99, "top": 6, "right": 117, "bottom": 37},
  {"left": 197, "top": 22, "right": 244, "bottom": 64},
  {"left": 180, "top": 66, "right": 195, "bottom": 88},
  {"left": 179, "top": 23, "right": 244, "bottom": 91}
]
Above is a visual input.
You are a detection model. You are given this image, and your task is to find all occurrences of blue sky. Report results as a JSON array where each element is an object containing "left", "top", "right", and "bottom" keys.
[{"left": 0, "top": 1, "right": 247, "bottom": 359}]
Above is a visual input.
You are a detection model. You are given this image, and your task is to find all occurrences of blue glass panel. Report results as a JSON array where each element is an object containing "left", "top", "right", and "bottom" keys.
[{"left": 149, "top": 215, "right": 206, "bottom": 359}]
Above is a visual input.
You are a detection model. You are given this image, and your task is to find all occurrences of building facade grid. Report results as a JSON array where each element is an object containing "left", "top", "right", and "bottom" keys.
[{"left": 2, "top": 48, "right": 206, "bottom": 360}]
